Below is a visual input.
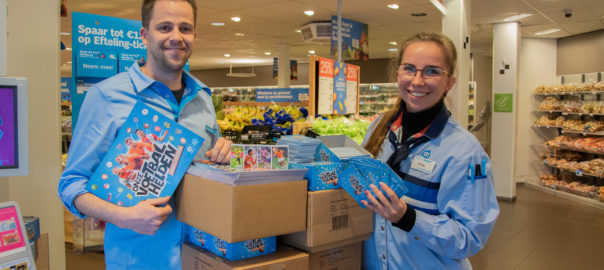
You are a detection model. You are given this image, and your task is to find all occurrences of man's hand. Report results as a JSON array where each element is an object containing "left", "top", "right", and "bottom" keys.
[
  {"left": 205, "top": 137, "right": 232, "bottom": 163},
  {"left": 118, "top": 196, "right": 172, "bottom": 235},
  {"left": 361, "top": 182, "right": 408, "bottom": 223}
]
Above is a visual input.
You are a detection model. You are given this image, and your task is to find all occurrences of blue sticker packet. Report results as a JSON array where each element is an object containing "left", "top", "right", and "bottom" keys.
[
  {"left": 347, "top": 157, "right": 408, "bottom": 199},
  {"left": 314, "top": 143, "right": 341, "bottom": 162},
  {"left": 338, "top": 165, "right": 371, "bottom": 208},
  {"left": 187, "top": 225, "right": 276, "bottom": 261},
  {"left": 290, "top": 161, "right": 344, "bottom": 191}
]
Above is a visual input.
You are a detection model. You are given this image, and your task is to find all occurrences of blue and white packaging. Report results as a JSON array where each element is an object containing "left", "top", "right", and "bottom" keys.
[
  {"left": 314, "top": 143, "right": 340, "bottom": 162},
  {"left": 337, "top": 165, "right": 371, "bottom": 208},
  {"left": 187, "top": 226, "right": 277, "bottom": 261},
  {"left": 23, "top": 216, "right": 40, "bottom": 244},
  {"left": 290, "top": 161, "right": 344, "bottom": 191}
]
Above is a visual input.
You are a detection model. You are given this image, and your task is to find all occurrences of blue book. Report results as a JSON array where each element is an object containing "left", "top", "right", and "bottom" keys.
[{"left": 85, "top": 101, "right": 203, "bottom": 207}]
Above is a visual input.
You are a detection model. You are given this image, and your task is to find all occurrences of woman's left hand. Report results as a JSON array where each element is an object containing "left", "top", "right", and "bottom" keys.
[{"left": 361, "top": 182, "right": 408, "bottom": 223}]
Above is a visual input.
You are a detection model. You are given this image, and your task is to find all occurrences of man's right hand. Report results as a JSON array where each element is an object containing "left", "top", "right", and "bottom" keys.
[{"left": 118, "top": 196, "right": 172, "bottom": 235}]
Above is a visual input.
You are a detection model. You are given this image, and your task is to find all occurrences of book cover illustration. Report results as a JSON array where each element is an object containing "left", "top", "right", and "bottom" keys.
[
  {"left": 257, "top": 146, "right": 272, "bottom": 170},
  {"left": 86, "top": 101, "right": 203, "bottom": 207},
  {"left": 272, "top": 145, "right": 289, "bottom": 170},
  {"left": 243, "top": 145, "right": 258, "bottom": 171},
  {"left": 230, "top": 144, "right": 244, "bottom": 170}
]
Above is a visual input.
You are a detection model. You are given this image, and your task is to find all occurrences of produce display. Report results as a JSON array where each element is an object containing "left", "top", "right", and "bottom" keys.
[
  {"left": 312, "top": 116, "right": 373, "bottom": 145},
  {"left": 216, "top": 104, "right": 308, "bottom": 135}
]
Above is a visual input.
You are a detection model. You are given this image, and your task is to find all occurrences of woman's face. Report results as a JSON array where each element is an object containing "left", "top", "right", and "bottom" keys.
[{"left": 397, "top": 41, "right": 456, "bottom": 113}]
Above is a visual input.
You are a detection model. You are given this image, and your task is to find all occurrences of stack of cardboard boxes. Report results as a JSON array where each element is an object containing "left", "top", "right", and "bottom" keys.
[{"left": 175, "top": 135, "right": 374, "bottom": 269}]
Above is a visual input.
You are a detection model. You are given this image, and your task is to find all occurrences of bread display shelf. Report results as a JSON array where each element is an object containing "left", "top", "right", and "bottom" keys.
[
  {"left": 542, "top": 161, "right": 604, "bottom": 179},
  {"left": 561, "top": 130, "right": 604, "bottom": 137},
  {"left": 533, "top": 124, "right": 563, "bottom": 129},
  {"left": 534, "top": 91, "right": 604, "bottom": 96},
  {"left": 545, "top": 145, "right": 604, "bottom": 156}
]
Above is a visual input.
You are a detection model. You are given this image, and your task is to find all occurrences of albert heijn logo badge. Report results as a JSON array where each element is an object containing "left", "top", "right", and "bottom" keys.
[{"left": 421, "top": 150, "right": 431, "bottom": 159}]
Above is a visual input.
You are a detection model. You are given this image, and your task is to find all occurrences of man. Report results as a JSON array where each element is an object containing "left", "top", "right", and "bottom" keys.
[{"left": 58, "top": 0, "right": 231, "bottom": 268}]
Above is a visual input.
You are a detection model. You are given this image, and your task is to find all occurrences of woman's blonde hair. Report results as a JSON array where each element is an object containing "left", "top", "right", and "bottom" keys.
[{"left": 364, "top": 32, "right": 457, "bottom": 156}]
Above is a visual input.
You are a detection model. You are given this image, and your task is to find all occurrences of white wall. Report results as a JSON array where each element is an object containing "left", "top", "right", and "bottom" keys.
[
  {"left": 516, "top": 38, "right": 558, "bottom": 184},
  {"left": 0, "top": 0, "right": 66, "bottom": 269}
]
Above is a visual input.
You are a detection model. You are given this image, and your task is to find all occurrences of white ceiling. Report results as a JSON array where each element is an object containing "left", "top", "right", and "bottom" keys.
[{"left": 60, "top": 0, "right": 604, "bottom": 71}]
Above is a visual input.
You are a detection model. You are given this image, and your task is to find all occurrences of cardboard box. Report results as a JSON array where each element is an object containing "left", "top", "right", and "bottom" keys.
[
  {"left": 315, "top": 135, "right": 372, "bottom": 162},
  {"left": 35, "top": 233, "right": 49, "bottom": 270},
  {"left": 308, "top": 242, "right": 362, "bottom": 270},
  {"left": 290, "top": 162, "right": 344, "bottom": 191},
  {"left": 182, "top": 242, "right": 309, "bottom": 270},
  {"left": 281, "top": 189, "right": 373, "bottom": 251},
  {"left": 187, "top": 225, "right": 277, "bottom": 261},
  {"left": 175, "top": 174, "right": 307, "bottom": 243}
]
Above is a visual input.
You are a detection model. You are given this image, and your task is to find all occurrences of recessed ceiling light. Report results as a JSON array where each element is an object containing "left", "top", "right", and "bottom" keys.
[
  {"left": 224, "top": 53, "right": 231, "bottom": 57},
  {"left": 411, "top": 12, "right": 427, "bottom": 17},
  {"left": 67, "top": 61, "right": 72, "bottom": 63},
  {"left": 388, "top": 48, "right": 398, "bottom": 52},
  {"left": 387, "top": 4, "right": 399, "bottom": 10},
  {"left": 308, "top": 50, "right": 316, "bottom": 54},
  {"left": 231, "top": 17, "right": 241, "bottom": 22},
  {"left": 264, "top": 51, "right": 272, "bottom": 55},
  {"left": 235, "top": 33, "right": 245, "bottom": 37},
  {"left": 389, "top": 41, "right": 398, "bottom": 46},
  {"left": 60, "top": 32, "right": 71, "bottom": 36},
  {"left": 503, "top": 13, "right": 533, "bottom": 22},
  {"left": 295, "top": 29, "right": 302, "bottom": 33},
  {"left": 211, "top": 22, "right": 225, "bottom": 26},
  {"left": 304, "top": 10, "right": 315, "bottom": 16},
  {"left": 535, "top": 28, "right": 561, "bottom": 36},
  {"left": 65, "top": 47, "right": 72, "bottom": 51}
]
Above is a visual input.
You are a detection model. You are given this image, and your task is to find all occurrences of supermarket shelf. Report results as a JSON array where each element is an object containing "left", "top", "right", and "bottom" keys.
[
  {"left": 534, "top": 91, "right": 604, "bottom": 96},
  {"left": 542, "top": 161, "right": 604, "bottom": 178},
  {"left": 545, "top": 145, "right": 604, "bottom": 156},
  {"left": 224, "top": 101, "right": 308, "bottom": 107},
  {"left": 561, "top": 130, "right": 604, "bottom": 136},
  {"left": 535, "top": 110, "right": 562, "bottom": 113},
  {"left": 533, "top": 124, "right": 563, "bottom": 129},
  {"left": 561, "top": 112, "right": 604, "bottom": 117},
  {"left": 524, "top": 182, "right": 604, "bottom": 210}
]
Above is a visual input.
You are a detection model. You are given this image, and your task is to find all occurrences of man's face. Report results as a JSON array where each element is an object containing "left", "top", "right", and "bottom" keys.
[{"left": 141, "top": 0, "right": 196, "bottom": 74}]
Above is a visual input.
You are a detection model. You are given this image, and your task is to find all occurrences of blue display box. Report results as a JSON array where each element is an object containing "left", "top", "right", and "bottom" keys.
[
  {"left": 290, "top": 162, "right": 344, "bottom": 191},
  {"left": 187, "top": 226, "right": 277, "bottom": 261}
]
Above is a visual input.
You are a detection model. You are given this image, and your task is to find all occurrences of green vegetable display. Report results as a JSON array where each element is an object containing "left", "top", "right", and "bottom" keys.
[{"left": 312, "top": 117, "right": 371, "bottom": 145}]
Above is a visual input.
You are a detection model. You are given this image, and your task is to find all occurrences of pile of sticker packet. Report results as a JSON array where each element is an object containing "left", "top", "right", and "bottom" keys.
[
  {"left": 289, "top": 135, "right": 408, "bottom": 205},
  {"left": 185, "top": 225, "right": 277, "bottom": 261},
  {"left": 277, "top": 135, "right": 322, "bottom": 164}
]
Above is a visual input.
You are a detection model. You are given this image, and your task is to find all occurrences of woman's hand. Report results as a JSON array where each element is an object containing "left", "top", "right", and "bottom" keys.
[{"left": 361, "top": 182, "right": 408, "bottom": 223}]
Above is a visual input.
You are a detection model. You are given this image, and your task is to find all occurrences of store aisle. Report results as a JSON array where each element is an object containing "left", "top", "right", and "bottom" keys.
[
  {"left": 65, "top": 185, "right": 604, "bottom": 270},
  {"left": 469, "top": 185, "right": 604, "bottom": 270}
]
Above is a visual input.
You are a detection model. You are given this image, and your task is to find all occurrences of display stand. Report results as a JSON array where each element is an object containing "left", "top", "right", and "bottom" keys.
[
  {"left": 533, "top": 74, "right": 604, "bottom": 205},
  {"left": 307, "top": 56, "right": 360, "bottom": 117},
  {"left": 0, "top": 201, "right": 37, "bottom": 270}
]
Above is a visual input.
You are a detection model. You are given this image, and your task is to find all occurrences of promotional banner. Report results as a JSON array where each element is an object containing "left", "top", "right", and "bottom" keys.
[
  {"left": 345, "top": 64, "right": 359, "bottom": 114},
  {"left": 60, "top": 77, "right": 72, "bottom": 104},
  {"left": 70, "top": 12, "right": 146, "bottom": 131},
  {"left": 330, "top": 16, "right": 368, "bottom": 60},
  {"left": 255, "top": 88, "right": 309, "bottom": 102},
  {"left": 272, "top": 58, "right": 298, "bottom": 81},
  {"left": 317, "top": 57, "right": 334, "bottom": 115},
  {"left": 333, "top": 62, "right": 347, "bottom": 114}
]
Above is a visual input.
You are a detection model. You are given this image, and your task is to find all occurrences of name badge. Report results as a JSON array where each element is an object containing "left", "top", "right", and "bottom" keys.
[{"left": 411, "top": 155, "right": 436, "bottom": 175}]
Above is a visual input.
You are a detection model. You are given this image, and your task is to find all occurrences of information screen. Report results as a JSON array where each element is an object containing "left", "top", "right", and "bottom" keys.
[{"left": 0, "top": 86, "right": 17, "bottom": 169}]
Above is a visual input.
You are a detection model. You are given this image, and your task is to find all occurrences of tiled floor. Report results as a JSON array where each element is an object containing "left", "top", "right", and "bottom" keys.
[{"left": 65, "top": 185, "right": 604, "bottom": 270}]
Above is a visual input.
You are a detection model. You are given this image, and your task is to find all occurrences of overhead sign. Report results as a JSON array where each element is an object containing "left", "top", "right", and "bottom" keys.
[{"left": 330, "top": 16, "right": 368, "bottom": 60}]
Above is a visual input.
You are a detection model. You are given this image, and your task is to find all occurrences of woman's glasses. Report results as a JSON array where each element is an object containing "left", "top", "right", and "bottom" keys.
[{"left": 397, "top": 64, "right": 449, "bottom": 80}]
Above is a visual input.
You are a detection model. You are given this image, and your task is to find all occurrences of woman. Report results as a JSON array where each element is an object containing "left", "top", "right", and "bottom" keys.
[{"left": 361, "top": 32, "right": 499, "bottom": 269}]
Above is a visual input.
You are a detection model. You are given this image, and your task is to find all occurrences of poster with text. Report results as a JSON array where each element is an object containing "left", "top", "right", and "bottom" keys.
[
  {"left": 317, "top": 58, "right": 334, "bottom": 115},
  {"left": 330, "top": 16, "right": 368, "bottom": 60},
  {"left": 333, "top": 61, "right": 347, "bottom": 114},
  {"left": 0, "top": 206, "right": 25, "bottom": 257},
  {"left": 345, "top": 64, "right": 359, "bottom": 114},
  {"left": 71, "top": 12, "right": 146, "bottom": 131}
]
